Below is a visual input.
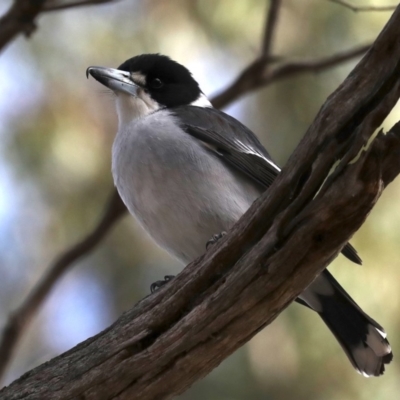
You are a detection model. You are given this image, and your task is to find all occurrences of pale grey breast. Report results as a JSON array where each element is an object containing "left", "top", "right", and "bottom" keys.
[{"left": 112, "top": 110, "right": 262, "bottom": 263}]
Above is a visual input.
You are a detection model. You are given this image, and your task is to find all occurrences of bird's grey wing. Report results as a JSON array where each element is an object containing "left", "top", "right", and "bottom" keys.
[
  {"left": 171, "top": 105, "right": 281, "bottom": 188},
  {"left": 171, "top": 105, "right": 362, "bottom": 265}
]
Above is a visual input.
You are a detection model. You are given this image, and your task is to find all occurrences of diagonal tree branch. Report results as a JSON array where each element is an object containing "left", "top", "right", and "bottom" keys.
[
  {"left": 1, "top": 5, "right": 400, "bottom": 398},
  {"left": 0, "top": 190, "right": 126, "bottom": 382}
]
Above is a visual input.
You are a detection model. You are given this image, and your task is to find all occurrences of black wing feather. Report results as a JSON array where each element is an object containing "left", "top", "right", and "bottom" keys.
[
  {"left": 171, "top": 105, "right": 361, "bottom": 264},
  {"left": 171, "top": 106, "right": 280, "bottom": 189}
]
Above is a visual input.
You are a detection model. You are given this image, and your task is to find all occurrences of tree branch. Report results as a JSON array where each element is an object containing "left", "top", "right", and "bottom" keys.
[
  {"left": 261, "top": 0, "right": 282, "bottom": 57},
  {"left": 0, "top": 0, "right": 117, "bottom": 53},
  {"left": 0, "top": 0, "right": 45, "bottom": 52},
  {"left": 211, "top": 43, "right": 370, "bottom": 109},
  {"left": 1, "top": 5, "right": 400, "bottom": 398},
  {"left": 43, "top": 0, "right": 119, "bottom": 13},
  {"left": 0, "top": 190, "right": 126, "bottom": 382},
  {"left": 329, "top": 0, "right": 397, "bottom": 12}
]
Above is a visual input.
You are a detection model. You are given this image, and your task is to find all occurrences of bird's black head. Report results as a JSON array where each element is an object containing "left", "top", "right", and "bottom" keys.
[
  {"left": 117, "top": 54, "right": 202, "bottom": 108},
  {"left": 87, "top": 53, "right": 208, "bottom": 116}
]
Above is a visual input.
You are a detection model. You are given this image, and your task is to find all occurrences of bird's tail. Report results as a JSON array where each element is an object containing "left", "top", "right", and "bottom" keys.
[{"left": 299, "top": 270, "right": 393, "bottom": 376}]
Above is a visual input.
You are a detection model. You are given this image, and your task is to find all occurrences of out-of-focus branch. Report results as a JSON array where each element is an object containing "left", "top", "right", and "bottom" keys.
[
  {"left": 329, "top": 0, "right": 397, "bottom": 12},
  {"left": 211, "top": 43, "right": 370, "bottom": 109},
  {"left": 261, "top": 0, "right": 282, "bottom": 57},
  {"left": 0, "top": 0, "right": 45, "bottom": 52},
  {"left": 0, "top": 0, "right": 118, "bottom": 53},
  {"left": 0, "top": 190, "right": 126, "bottom": 382},
  {"left": 43, "top": 0, "right": 119, "bottom": 12}
]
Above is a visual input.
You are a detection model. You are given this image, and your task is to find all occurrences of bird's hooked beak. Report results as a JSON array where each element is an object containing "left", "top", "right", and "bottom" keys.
[{"left": 86, "top": 66, "right": 139, "bottom": 96}]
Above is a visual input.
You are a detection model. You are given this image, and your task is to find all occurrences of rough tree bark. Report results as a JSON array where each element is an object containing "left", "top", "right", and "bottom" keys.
[{"left": 1, "top": 5, "right": 400, "bottom": 400}]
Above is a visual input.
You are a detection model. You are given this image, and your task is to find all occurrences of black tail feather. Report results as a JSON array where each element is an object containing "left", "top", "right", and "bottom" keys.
[
  {"left": 341, "top": 243, "right": 362, "bottom": 265},
  {"left": 299, "top": 270, "right": 392, "bottom": 376}
]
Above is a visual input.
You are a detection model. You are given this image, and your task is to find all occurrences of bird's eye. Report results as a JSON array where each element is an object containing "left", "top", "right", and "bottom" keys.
[{"left": 150, "top": 78, "right": 163, "bottom": 89}]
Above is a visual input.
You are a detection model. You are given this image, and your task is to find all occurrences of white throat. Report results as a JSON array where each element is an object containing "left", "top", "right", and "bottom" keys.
[
  {"left": 115, "top": 91, "right": 161, "bottom": 127},
  {"left": 115, "top": 91, "right": 212, "bottom": 128}
]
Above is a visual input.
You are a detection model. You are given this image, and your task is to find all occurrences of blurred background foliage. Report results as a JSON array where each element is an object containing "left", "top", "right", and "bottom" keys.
[{"left": 0, "top": 0, "right": 399, "bottom": 399}]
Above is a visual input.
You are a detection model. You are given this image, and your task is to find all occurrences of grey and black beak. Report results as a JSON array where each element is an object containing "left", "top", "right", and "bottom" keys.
[{"left": 86, "top": 66, "right": 139, "bottom": 96}]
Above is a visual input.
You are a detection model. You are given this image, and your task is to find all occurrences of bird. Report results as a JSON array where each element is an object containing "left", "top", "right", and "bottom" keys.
[{"left": 87, "top": 53, "right": 393, "bottom": 377}]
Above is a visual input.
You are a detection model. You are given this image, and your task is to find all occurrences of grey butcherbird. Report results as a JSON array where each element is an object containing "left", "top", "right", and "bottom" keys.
[{"left": 87, "top": 53, "right": 392, "bottom": 376}]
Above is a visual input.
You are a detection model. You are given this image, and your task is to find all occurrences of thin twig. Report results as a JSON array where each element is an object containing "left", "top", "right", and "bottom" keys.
[
  {"left": 0, "top": 190, "right": 126, "bottom": 383},
  {"left": 329, "top": 0, "right": 396, "bottom": 12},
  {"left": 212, "top": 43, "right": 370, "bottom": 109},
  {"left": 43, "top": 0, "right": 119, "bottom": 12},
  {"left": 261, "top": 0, "right": 282, "bottom": 57}
]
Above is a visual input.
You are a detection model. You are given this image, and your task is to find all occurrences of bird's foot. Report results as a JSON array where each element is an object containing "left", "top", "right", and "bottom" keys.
[
  {"left": 150, "top": 275, "right": 175, "bottom": 293},
  {"left": 206, "top": 231, "right": 227, "bottom": 250}
]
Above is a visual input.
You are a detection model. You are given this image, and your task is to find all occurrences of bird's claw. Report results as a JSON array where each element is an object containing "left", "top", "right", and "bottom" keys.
[
  {"left": 206, "top": 231, "right": 227, "bottom": 249},
  {"left": 150, "top": 275, "right": 175, "bottom": 293}
]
